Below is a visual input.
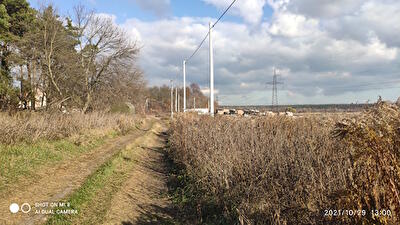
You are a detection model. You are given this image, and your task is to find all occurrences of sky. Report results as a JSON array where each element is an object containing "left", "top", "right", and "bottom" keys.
[{"left": 28, "top": 0, "right": 400, "bottom": 105}]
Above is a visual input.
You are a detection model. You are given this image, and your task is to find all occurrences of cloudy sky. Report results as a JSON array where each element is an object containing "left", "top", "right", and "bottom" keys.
[{"left": 29, "top": 0, "right": 400, "bottom": 105}]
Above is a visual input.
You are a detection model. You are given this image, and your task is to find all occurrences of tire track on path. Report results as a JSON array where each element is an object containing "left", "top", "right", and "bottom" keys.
[{"left": 0, "top": 118, "right": 155, "bottom": 225}]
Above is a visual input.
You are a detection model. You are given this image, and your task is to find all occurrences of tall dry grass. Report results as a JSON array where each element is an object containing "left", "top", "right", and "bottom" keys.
[
  {"left": 169, "top": 102, "right": 399, "bottom": 224},
  {"left": 331, "top": 101, "right": 400, "bottom": 224},
  {"left": 0, "top": 112, "right": 138, "bottom": 145}
]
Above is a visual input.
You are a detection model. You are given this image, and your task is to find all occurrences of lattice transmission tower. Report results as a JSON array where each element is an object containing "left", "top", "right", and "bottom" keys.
[{"left": 266, "top": 68, "right": 283, "bottom": 112}]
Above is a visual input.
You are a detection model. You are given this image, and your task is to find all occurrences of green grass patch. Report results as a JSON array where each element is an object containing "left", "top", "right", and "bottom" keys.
[
  {"left": 46, "top": 155, "right": 116, "bottom": 225},
  {"left": 0, "top": 136, "right": 105, "bottom": 193},
  {"left": 46, "top": 144, "right": 140, "bottom": 224}
]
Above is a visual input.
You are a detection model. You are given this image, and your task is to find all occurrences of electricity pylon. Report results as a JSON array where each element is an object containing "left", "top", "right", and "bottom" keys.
[{"left": 266, "top": 68, "right": 283, "bottom": 112}]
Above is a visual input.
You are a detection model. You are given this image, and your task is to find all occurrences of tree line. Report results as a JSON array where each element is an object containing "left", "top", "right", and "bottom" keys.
[
  {"left": 148, "top": 83, "right": 210, "bottom": 113},
  {"left": 1, "top": 0, "right": 210, "bottom": 114}
]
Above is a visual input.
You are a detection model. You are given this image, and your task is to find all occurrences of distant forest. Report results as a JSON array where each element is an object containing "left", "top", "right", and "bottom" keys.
[{"left": 224, "top": 103, "right": 371, "bottom": 113}]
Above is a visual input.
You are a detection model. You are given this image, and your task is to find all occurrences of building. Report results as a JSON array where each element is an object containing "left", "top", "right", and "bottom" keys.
[
  {"left": 19, "top": 87, "right": 47, "bottom": 110},
  {"left": 186, "top": 108, "right": 209, "bottom": 115}
]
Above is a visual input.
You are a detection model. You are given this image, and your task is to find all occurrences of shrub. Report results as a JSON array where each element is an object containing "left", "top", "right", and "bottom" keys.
[
  {"left": 285, "top": 107, "right": 296, "bottom": 113},
  {"left": 169, "top": 102, "right": 399, "bottom": 224},
  {"left": 0, "top": 112, "right": 137, "bottom": 145},
  {"left": 169, "top": 115, "right": 349, "bottom": 224},
  {"left": 331, "top": 101, "right": 400, "bottom": 224}
]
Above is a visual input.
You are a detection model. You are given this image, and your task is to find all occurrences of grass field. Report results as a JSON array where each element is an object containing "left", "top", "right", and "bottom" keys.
[
  {"left": 0, "top": 112, "right": 138, "bottom": 193},
  {"left": 168, "top": 101, "right": 400, "bottom": 224},
  {"left": 0, "top": 113, "right": 177, "bottom": 225},
  {"left": 1, "top": 104, "right": 399, "bottom": 224}
]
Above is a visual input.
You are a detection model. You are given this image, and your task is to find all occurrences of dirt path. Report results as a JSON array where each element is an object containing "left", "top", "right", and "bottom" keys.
[
  {"left": 1, "top": 118, "right": 160, "bottom": 225},
  {"left": 102, "top": 120, "right": 175, "bottom": 225}
]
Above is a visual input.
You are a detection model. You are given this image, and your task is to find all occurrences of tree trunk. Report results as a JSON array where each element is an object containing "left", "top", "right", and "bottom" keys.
[
  {"left": 27, "top": 63, "right": 35, "bottom": 110},
  {"left": 82, "top": 91, "right": 92, "bottom": 113},
  {"left": 19, "top": 65, "right": 26, "bottom": 109}
]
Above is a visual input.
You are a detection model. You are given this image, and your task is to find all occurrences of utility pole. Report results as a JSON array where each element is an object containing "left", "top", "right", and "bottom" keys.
[
  {"left": 194, "top": 97, "right": 196, "bottom": 109},
  {"left": 170, "top": 80, "right": 174, "bottom": 119},
  {"left": 179, "top": 0, "right": 237, "bottom": 115},
  {"left": 178, "top": 89, "right": 180, "bottom": 112},
  {"left": 145, "top": 98, "right": 149, "bottom": 114},
  {"left": 175, "top": 86, "right": 177, "bottom": 112},
  {"left": 209, "top": 22, "right": 215, "bottom": 117},
  {"left": 183, "top": 60, "right": 186, "bottom": 112}
]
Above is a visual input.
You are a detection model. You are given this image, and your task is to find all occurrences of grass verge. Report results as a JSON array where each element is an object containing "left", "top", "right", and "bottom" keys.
[
  {"left": 0, "top": 135, "right": 107, "bottom": 193},
  {"left": 45, "top": 139, "right": 142, "bottom": 224}
]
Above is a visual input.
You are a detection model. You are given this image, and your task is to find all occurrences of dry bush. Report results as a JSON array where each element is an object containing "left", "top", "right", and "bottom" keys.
[
  {"left": 170, "top": 114, "right": 350, "bottom": 224},
  {"left": 0, "top": 112, "right": 137, "bottom": 144},
  {"left": 169, "top": 103, "right": 400, "bottom": 224},
  {"left": 332, "top": 101, "right": 400, "bottom": 224}
]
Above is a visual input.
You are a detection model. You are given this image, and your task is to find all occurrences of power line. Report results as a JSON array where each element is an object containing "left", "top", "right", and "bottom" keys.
[
  {"left": 185, "top": 0, "right": 237, "bottom": 62},
  {"left": 186, "top": 32, "right": 209, "bottom": 62},
  {"left": 212, "top": 0, "right": 237, "bottom": 29}
]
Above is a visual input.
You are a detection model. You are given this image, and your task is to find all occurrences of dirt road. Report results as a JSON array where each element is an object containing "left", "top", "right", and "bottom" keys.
[
  {"left": 1, "top": 117, "right": 174, "bottom": 225},
  {"left": 102, "top": 121, "right": 175, "bottom": 225}
]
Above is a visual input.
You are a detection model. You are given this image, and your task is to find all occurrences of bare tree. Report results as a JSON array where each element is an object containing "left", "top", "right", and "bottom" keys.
[
  {"left": 91, "top": 64, "right": 147, "bottom": 111},
  {"left": 73, "top": 5, "right": 139, "bottom": 113}
]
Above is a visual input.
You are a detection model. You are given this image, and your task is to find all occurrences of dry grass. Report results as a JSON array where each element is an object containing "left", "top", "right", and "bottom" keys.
[
  {"left": 332, "top": 101, "right": 400, "bottom": 224},
  {"left": 169, "top": 102, "right": 400, "bottom": 224},
  {"left": 0, "top": 112, "right": 138, "bottom": 145}
]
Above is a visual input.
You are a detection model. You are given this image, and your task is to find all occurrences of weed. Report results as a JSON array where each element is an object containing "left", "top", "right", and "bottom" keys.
[{"left": 169, "top": 102, "right": 400, "bottom": 224}]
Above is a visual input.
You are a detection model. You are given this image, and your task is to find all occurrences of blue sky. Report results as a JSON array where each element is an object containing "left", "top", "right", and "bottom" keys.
[
  {"left": 27, "top": 0, "right": 400, "bottom": 105},
  {"left": 29, "top": 0, "right": 273, "bottom": 23}
]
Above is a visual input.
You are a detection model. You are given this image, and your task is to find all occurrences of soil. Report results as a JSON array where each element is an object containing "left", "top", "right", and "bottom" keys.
[
  {"left": 1, "top": 117, "right": 175, "bottom": 225},
  {"left": 102, "top": 121, "right": 176, "bottom": 225}
]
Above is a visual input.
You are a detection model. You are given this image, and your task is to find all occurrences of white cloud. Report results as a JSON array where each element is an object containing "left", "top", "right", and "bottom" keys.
[
  {"left": 203, "top": 0, "right": 268, "bottom": 25},
  {"left": 287, "top": 0, "right": 364, "bottom": 18},
  {"left": 268, "top": 12, "right": 319, "bottom": 37},
  {"left": 119, "top": 0, "right": 400, "bottom": 105}
]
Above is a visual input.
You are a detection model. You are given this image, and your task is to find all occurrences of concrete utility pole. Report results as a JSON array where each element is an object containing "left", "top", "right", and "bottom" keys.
[
  {"left": 209, "top": 22, "right": 215, "bottom": 117},
  {"left": 170, "top": 80, "right": 174, "bottom": 119},
  {"left": 145, "top": 98, "right": 149, "bottom": 113},
  {"left": 183, "top": 60, "right": 186, "bottom": 112},
  {"left": 178, "top": 89, "right": 180, "bottom": 112},
  {"left": 175, "top": 86, "right": 178, "bottom": 112},
  {"left": 194, "top": 97, "right": 196, "bottom": 109}
]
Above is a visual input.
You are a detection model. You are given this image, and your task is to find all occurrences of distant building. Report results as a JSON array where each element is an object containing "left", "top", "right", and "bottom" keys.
[
  {"left": 33, "top": 88, "right": 47, "bottom": 109},
  {"left": 285, "top": 111, "right": 294, "bottom": 117},
  {"left": 186, "top": 108, "right": 209, "bottom": 115},
  {"left": 217, "top": 109, "right": 229, "bottom": 115},
  {"left": 20, "top": 87, "right": 47, "bottom": 109}
]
